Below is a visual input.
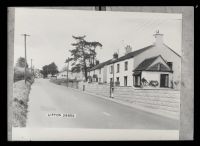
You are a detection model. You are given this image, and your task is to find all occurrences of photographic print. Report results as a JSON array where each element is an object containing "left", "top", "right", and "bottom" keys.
[{"left": 11, "top": 7, "right": 182, "bottom": 140}]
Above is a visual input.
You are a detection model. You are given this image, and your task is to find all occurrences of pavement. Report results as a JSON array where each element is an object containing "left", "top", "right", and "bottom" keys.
[{"left": 26, "top": 78, "right": 179, "bottom": 129}]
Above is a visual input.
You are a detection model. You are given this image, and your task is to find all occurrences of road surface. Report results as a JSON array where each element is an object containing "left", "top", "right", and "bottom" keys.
[{"left": 26, "top": 78, "right": 179, "bottom": 129}]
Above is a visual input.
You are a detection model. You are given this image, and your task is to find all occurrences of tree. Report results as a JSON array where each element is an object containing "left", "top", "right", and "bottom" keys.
[
  {"left": 16, "top": 57, "right": 28, "bottom": 68},
  {"left": 69, "top": 35, "right": 102, "bottom": 81},
  {"left": 41, "top": 62, "right": 59, "bottom": 78},
  {"left": 48, "top": 62, "right": 59, "bottom": 75}
]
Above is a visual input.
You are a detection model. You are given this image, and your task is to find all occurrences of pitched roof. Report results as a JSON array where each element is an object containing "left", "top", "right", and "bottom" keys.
[
  {"left": 107, "top": 45, "right": 154, "bottom": 65},
  {"left": 89, "top": 59, "right": 112, "bottom": 71},
  {"left": 163, "top": 43, "right": 181, "bottom": 57},
  {"left": 147, "top": 63, "right": 172, "bottom": 72},
  {"left": 134, "top": 55, "right": 172, "bottom": 72},
  {"left": 134, "top": 56, "right": 159, "bottom": 71}
]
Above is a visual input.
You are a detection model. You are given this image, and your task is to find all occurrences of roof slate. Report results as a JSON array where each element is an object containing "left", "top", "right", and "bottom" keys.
[
  {"left": 106, "top": 45, "right": 154, "bottom": 65},
  {"left": 134, "top": 55, "right": 172, "bottom": 72},
  {"left": 134, "top": 56, "right": 159, "bottom": 71},
  {"left": 89, "top": 59, "right": 112, "bottom": 71},
  {"left": 147, "top": 63, "right": 172, "bottom": 72}
]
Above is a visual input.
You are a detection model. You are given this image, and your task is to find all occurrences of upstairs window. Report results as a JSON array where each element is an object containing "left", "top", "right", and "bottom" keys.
[
  {"left": 125, "top": 61, "right": 128, "bottom": 71},
  {"left": 117, "top": 64, "right": 120, "bottom": 73},
  {"left": 110, "top": 65, "right": 113, "bottom": 74},
  {"left": 167, "top": 62, "right": 173, "bottom": 70}
]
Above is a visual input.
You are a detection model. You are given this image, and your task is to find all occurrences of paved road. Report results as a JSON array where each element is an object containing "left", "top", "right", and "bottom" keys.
[{"left": 26, "top": 78, "right": 179, "bottom": 129}]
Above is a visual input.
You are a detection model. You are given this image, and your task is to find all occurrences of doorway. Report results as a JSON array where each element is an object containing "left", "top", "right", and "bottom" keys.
[{"left": 160, "top": 74, "right": 169, "bottom": 87}]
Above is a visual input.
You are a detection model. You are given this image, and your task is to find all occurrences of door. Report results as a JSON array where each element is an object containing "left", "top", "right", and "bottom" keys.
[
  {"left": 160, "top": 74, "right": 169, "bottom": 87},
  {"left": 134, "top": 75, "right": 141, "bottom": 87},
  {"left": 124, "top": 76, "right": 127, "bottom": 86}
]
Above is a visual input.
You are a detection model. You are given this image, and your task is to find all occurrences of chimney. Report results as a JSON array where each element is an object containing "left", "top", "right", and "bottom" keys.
[
  {"left": 125, "top": 45, "right": 132, "bottom": 55},
  {"left": 112, "top": 52, "right": 118, "bottom": 61},
  {"left": 153, "top": 30, "right": 164, "bottom": 46}
]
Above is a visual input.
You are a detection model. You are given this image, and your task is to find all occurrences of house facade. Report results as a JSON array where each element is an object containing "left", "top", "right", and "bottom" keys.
[
  {"left": 87, "top": 31, "right": 181, "bottom": 90},
  {"left": 88, "top": 60, "right": 111, "bottom": 83}
]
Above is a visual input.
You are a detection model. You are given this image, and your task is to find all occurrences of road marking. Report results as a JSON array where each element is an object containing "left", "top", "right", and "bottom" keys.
[{"left": 102, "top": 112, "right": 111, "bottom": 116}]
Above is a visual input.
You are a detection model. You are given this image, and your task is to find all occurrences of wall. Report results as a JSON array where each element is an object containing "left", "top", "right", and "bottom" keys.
[
  {"left": 141, "top": 71, "right": 173, "bottom": 89},
  {"left": 134, "top": 44, "right": 181, "bottom": 89},
  {"left": 103, "top": 66, "right": 107, "bottom": 83},
  {"left": 78, "top": 82, "right": 180, "bottom": 119},
  {"left": 113, "top": 86, "right": 180, "bottom": 119},
  {"left": 79, "top": 82, "right": 110, "bottom": 97},
  {"left": 107, "top": 58, "right": 134, "bottom": 86}
]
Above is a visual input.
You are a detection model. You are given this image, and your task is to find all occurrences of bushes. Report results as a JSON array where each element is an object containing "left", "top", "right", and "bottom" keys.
[
  {"left": 14, "top": 70, "right": 25, "bottom": 82},
  {"left": 14, "top": 67, "right": 34, "bottom": 83}
]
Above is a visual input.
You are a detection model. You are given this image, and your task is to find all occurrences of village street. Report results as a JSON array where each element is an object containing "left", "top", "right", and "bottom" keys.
[{"left": 26, "top": 78, "right": 179, "bottom": 129}]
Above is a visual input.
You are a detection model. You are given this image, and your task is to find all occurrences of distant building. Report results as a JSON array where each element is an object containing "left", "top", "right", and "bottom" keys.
[
  {"left": 57, "top": 70, "right": 85, "bottom": 81},
  {"left": 88, "top": 31, "right": 181, "bottom": 90}
]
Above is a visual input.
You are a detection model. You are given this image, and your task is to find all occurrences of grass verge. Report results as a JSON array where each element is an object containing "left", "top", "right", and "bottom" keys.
[{"left": 12, "top": 80, "right": 32, "bottom": 127}]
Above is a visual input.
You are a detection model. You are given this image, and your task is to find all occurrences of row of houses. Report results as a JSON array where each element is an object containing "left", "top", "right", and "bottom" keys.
[{"left": 87, "top": 31, "right": 181, "bottom": 89}]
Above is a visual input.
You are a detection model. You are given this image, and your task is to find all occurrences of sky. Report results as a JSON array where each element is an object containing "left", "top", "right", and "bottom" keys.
[{"left": 14, "top": 8, "right": 182, "bottom": 71}]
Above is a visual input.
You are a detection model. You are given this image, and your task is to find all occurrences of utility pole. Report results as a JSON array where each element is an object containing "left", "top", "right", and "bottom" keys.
[{"left": 21, "top": 33, "right": 30, "bottom": 84}]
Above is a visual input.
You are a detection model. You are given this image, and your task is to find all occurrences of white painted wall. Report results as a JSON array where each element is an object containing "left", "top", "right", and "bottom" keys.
[
  {"left": 141, "top": 71, "right": 173, "bottom": 88},
  {"left": 107, "top": 58, "right": 134, "bottom": 86},
  {"left": 88, "top": 68, "right": 104, "bottom": 82},
  {"left": 103, "top": 66, "right": 107, "bottom": 83},
  {"left": 134, "top": 43, "right": 181, "bottom": 85}
]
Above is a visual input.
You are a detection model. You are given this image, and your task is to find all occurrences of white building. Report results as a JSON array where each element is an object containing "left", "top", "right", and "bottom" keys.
[
  {"left": 57, "top": 70, "right": 85, "bottom": 81},
  {"left": 88, "top": 60, "right": 112, "bottom": 83},
  {"left": 88, "top": 31, "right": 181, "bottom": 89}
]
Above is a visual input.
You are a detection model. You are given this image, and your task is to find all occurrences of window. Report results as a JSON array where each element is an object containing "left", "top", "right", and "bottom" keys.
[
  {"left": 99, "top": 68, "right": 101, "bottom": 74},
  {"left": 167, "top": 62, "right": 173, "bottom": 70},
  {"left": 116, "top": 77, "right": 120, "bottom": 86},
  {"left": 125, "top": 61, "right": 128, "bottom": 71},
  {"left": 124, "top": 76, "right": 127, "bottom": 86},
  {"left": 110, "top": 65, "right": 113, "bottom": 74},
  {"left": 160, "top": 74, "right": 169, "bottom": 87},
  {"left": 117, "top": 64, "right": 120, "bottom": 73}
]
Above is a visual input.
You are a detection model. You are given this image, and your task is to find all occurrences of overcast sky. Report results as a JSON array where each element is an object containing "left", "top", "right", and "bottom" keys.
[{"left": 14, "top": 8, "right": 182, "bottom": 71}]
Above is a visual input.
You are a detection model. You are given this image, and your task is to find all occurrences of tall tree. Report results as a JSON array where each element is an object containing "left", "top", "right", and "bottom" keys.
[
  {"left": 16, "top": 57, "right": 28, "bottom": 68},
  {"left": 69, "top": 35, "right": 102, "bottom": 81}
]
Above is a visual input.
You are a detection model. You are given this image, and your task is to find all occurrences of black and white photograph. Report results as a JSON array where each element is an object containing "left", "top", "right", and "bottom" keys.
[{"left": 9, "top": 7, "right": 192, "bottom": 141}]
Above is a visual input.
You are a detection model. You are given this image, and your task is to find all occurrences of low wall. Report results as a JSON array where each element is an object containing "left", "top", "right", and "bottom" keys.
[
  {"left": 79, "top": 83, "right": 180, "bottom": 119},
  {"left": 113, "top": 87, "right": 180, "bottom": 118},
  {"left": 59, "top": 80, "right": 180, "bottom": 119},
  {"left": 79, "top": 82, "right": 110, "bottom": 97}
]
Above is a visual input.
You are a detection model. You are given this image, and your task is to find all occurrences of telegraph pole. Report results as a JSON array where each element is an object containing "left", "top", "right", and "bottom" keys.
[{"left": 21, "top": 34, "right": 30, "bottom": 84}]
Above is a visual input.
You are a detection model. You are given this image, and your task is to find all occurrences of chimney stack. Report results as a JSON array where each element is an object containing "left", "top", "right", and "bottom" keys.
[
  {"left": 113, "top": 52, "right": 118, "bottom": 60},
  {"left": 124, "top": 45, "right": 132, "bottom": 55},
  {"left": 153, "top": 30, "right": 164, "bottom": 46}
]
